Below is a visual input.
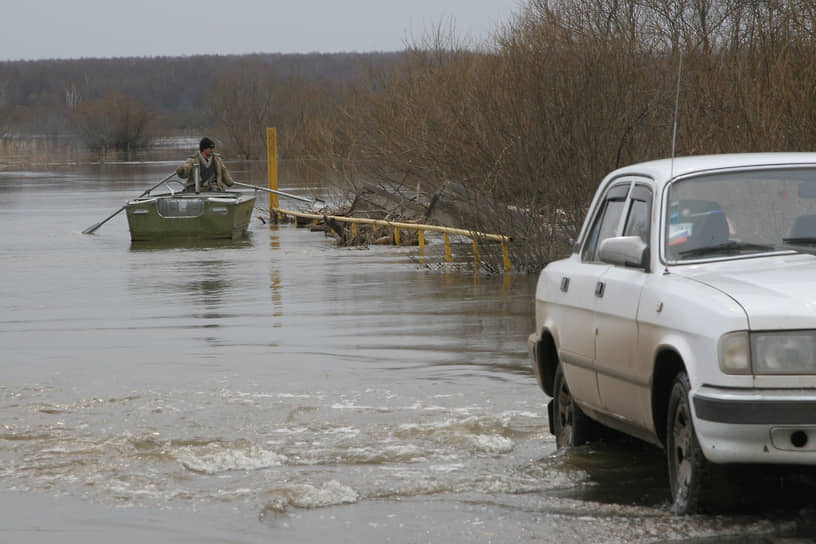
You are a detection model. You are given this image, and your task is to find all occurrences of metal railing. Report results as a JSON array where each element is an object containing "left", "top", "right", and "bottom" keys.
[
  {"left": 272, "top": 207, "right": 512, "bottom": 273},
  {"left": 262, "top": 127, "right": 511, "bottom": 273}
]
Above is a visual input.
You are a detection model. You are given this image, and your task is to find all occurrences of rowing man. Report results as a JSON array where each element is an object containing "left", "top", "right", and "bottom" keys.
[{"left": 176, "top": 137, "right": 235, "bottom": 192}]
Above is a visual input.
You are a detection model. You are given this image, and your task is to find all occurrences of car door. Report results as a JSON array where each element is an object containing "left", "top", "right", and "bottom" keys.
[
  {"left": 594, "top": 183, "right": 654, "bottom": 428},
  {"left": 553, "top": 183, "right": 630, "bottom": 411}
]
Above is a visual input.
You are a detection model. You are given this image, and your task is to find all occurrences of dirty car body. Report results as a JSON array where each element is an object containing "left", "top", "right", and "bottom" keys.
[{"left": 528, "top": 153, "right": 816, "bottom": 513}]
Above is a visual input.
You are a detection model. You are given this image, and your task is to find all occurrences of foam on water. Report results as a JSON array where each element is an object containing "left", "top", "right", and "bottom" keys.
[
  {"left": 0, "top": 383, "right": 554, "bottom": 511},
  {"left": 471, "top": 434, "right": 514, "bottom": 453},
  {"left": 175, "top": 442, "right": 288, "bottom": 474}
]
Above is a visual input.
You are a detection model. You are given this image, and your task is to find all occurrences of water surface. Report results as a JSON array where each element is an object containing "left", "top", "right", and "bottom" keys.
[{"left": 0, "top": 161, "right": 812, "bottom": 543}]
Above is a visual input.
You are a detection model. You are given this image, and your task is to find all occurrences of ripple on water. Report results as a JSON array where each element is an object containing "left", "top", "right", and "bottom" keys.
[{"left": 0, "top": 385, "right": 551, "bottom": 510}]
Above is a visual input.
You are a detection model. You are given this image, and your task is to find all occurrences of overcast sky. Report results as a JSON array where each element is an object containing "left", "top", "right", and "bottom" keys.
[{"left": 0, "top": 0, "right": 524, "bottom": 61}]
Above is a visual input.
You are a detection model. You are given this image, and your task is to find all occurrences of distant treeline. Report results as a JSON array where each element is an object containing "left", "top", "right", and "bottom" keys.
[
  {"left": 0, "top": 52, "right": 400, "bottom": 150},
  {"left": 4, "top": 0, "right": 816, "bottom": 272}
]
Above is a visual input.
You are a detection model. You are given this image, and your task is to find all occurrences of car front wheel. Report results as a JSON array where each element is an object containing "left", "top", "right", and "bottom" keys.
[
  {"left": 666, "top": 371, "right": 711, "bottom": 514},
  {"left": 552, "top": 364, "right": 598, "bottom": 448}
]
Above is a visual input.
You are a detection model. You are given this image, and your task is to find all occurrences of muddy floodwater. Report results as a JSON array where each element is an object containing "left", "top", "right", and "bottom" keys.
[{"left": 1, "top": 158, "right": 815, "bottom": 543}]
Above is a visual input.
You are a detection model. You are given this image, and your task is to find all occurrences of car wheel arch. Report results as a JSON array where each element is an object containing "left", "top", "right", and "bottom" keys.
[
  {"left": 652, "top": 348, "right": 686, "bottom": 447},
  {"left": 535, "top": 330, "right": 559, "bottom": 398}
]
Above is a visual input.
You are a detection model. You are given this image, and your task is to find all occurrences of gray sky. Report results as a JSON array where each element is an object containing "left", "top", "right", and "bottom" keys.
[{"left": 0, "top": 0, "right": 523, "bottom": 61}]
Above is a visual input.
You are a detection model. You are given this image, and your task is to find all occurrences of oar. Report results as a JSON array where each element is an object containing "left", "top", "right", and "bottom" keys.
[
  {"left": 82, "top": 172, "right": 177, "bottom": 234},
  {"left": 232, "top": 181, "right": 324, "bottom": 206}
]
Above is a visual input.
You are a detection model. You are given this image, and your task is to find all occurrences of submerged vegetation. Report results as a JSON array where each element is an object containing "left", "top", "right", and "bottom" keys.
[{"left": 3, "top": 0, "right": 816, "bottom": 271}]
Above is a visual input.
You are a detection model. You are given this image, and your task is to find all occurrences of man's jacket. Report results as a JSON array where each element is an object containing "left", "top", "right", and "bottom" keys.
[{"left": 176, "top": 153, "right": 235, "bottom": 191}]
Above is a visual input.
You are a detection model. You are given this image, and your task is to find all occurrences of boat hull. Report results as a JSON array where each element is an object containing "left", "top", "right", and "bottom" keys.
[{"left": 125, "top": 192, "right": 256, "bottom": 241}]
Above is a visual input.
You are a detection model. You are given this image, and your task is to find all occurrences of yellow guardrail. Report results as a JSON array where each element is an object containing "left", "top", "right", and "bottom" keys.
[
  {"left": 265, "top": 127, "right": 511, "bottom": 273},
  {"left": 273, "top": 207, "right": 512, "bottom": 273}
]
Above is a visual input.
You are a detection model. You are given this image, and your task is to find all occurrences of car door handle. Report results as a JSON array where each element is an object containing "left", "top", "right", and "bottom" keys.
[
  {"left": 560, "top": 277, "right": 570, "bottom": 292},
  {"left": 595, "top": 281, "right": 605, "bottom": 298}
]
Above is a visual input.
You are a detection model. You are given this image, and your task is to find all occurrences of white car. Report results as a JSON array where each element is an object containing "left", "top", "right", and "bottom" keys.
[{"left": 528, "top": 153, "right": 816, "bottom": 514}]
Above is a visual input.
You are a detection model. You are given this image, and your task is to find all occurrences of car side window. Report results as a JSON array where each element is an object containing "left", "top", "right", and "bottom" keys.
[
  {"left": 581, "top": 185, "right": 629, "bottom": 262},
  {"left": 623, "top": 185, "right": 652, "bottom": 244}
]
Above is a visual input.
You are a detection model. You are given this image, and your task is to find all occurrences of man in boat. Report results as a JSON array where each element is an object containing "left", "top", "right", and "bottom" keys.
[{"left": 176, "top": 137, "right": 235, "bottom": 192}]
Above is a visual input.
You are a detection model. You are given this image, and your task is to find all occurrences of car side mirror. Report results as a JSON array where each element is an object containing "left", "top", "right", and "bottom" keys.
[{"left": 599, "top": 236, "right": 649, "bottom": 270}]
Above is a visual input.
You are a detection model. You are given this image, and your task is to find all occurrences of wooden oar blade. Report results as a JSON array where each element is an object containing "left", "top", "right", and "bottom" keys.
[
  {"left": 81, "top": 205, "right": 126, "bottom": 234},
  {"left": 82, "top": 222, "right": 104, "bottom": 235}
]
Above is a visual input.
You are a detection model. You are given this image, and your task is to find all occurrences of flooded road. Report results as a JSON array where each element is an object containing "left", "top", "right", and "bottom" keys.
[{"left": 1, "top": 160, "right": 814, "bottom": 543}]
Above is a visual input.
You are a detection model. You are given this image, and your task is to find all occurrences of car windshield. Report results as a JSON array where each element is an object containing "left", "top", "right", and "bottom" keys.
[{"left": 665, "top": 166, "right": 816, "bottom": 261}]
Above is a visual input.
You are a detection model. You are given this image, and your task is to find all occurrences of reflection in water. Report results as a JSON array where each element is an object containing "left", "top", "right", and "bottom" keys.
[
  {"left": 192, "top": 266, "right": 231, "bottom": 310},
  {"left": 545, "top": 439, "right": 668, "bottom": 508},
  {"left": 548, "top": 434, "right": 816, "bottom": 523},
  {"left": 124, "top": 229, "right": 272, "bottom": 349},
  {"left": 268, "top": 225, "right": 280, "bottom": 249},
  {"left": 129, "top": 237, "right": 254, "bottom": 252},
  {"left": 128, "top": 241, "right": 246, "bottom": 309},
  {"left": 268, "top": 227, "right": 283, "bottom": 335},
  {"left": 128, "top": 236, "right": 255, "bottom": 306},
  {"left": 129, "top": 237, "right": 257, "bottom": 343}
]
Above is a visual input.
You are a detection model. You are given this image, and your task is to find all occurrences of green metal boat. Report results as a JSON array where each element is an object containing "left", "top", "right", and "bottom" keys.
[{"left": 125, "top": 191, "right": 256, "bottom": 241}]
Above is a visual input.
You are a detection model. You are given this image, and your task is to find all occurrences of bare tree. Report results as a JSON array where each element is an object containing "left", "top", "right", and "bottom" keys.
[{"left": 75, "top": 91, "right": 154, "bottom": 150}]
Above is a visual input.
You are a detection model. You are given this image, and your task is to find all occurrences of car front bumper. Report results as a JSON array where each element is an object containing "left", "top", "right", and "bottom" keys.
[{"left": 692, "top": 386, "right": 816, "bottom": 464}]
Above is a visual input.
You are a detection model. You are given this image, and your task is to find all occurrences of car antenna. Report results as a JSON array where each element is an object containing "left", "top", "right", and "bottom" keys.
[
  {"left": 670, "top": 53, "right": 683, "bottom": 179},
  {"left": 666, "top": 53, "right": 683, "bottom": 275}
]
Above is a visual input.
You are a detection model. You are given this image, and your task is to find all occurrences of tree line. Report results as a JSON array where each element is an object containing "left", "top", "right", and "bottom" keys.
[
  {"left": 0, "top": 52, "right": 398, "bottom": 151},
  {"left": 3, "top": 0, "right": 816, "bottom": 272}
]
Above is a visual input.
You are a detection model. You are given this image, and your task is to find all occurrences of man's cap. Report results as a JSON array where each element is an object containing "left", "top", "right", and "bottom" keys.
[{"left": 199, "top": 137, "right": 215, "bottom": 151}]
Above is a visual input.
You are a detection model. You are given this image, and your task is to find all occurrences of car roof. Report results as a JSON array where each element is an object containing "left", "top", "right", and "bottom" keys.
[{"left": 604, "top": 153, "right": 816, "bottom": 186}]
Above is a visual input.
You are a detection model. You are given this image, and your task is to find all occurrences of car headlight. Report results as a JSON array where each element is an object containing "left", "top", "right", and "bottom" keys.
[
  {"left": 719, "top": 332, "right": 750, "bottom": 374},
  {"left": 719, "top": 330, "right": 816, "bottom": 374},
  {"left": 752, "top": 331, "right": 816, "bottom": 374}
]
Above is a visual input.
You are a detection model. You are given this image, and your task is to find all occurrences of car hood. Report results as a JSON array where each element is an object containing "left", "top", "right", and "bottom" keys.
[{"left": 676, "top": 253, "right": 816, "bottom": 330}]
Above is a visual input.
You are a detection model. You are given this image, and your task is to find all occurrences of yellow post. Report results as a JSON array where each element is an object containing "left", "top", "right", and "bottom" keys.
[
  {"left": 502, "top": 241, "right": 512, "bottom": 274},
  {"left": 351, "top": 223, "right": 358, "bottom": 237},
  {"left": 394, "top": 227, "right": 400, "bottom": 246},
  {"left": 418, "top": 229, "right": 425, "bottom": 264},
  {"left": 266, "top": 127, "right": 279, "bottom": 212},
  {"left": 444, "top": 233, "right": 452, "bottom": 262},
  {"left": 472, "top": 238, "right": 480, "bottom": 270}
]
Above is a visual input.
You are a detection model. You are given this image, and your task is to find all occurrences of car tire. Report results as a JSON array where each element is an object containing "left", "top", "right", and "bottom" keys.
[
  {"left": 552, "top": 363, "right": 598, "bottom": 448},
  {"left": 666, "top": 371, "right": 710, "bottom": 514}
]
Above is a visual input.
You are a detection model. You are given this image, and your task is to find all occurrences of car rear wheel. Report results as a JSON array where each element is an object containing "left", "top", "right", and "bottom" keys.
[
  {"left": 552, "top": 364, "right": 598, "bottom": 448},
  {"left": 666, "top": 371, "right": 710, "bottom": 514}
]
